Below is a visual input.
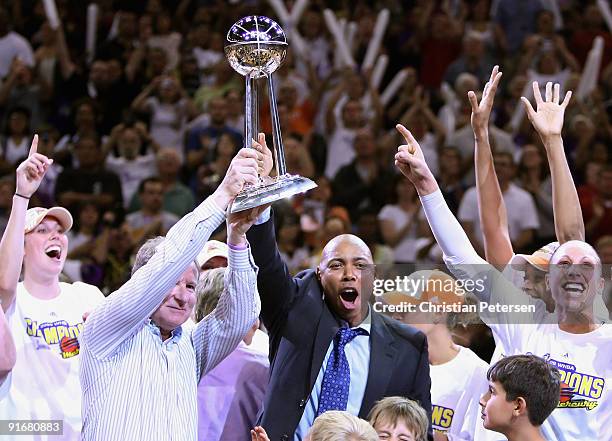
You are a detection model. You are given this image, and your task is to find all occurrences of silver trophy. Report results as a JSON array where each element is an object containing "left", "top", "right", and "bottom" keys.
[{"left": 225, "top": 15, "right": 317, "bottom": 213}]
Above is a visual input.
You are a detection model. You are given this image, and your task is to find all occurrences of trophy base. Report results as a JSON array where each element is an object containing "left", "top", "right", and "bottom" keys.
[{"left": 230, "top": 174, "right": 317, "bottom": 213}]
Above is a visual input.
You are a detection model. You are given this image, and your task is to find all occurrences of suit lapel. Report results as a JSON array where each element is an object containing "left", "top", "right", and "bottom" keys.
[
  {"left": 358, "top": 312, "right": 398, "bottom": 417},
  {"left": 309, "top": 301, "right": 340, "bottom": 389}
]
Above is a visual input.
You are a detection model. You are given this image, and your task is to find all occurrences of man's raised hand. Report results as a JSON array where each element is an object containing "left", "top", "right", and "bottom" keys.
[{"left": 213, "top": 148, "right": 260, "bottom": 210}]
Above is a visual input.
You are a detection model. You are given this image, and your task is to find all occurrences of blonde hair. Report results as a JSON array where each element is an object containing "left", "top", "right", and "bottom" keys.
[
  {"left": 194, "top": 267, "right": 226, "bottom": 322},
  {"left": 368, "top": 397, "right": 429, "bottom": 441},
  {"left": 306, "top": 411, "right": 377, "bottom": 441}
]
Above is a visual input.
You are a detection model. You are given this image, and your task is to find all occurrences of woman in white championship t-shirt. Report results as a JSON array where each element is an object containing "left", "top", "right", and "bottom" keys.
[
  {"left": 0, "top": 135, "right": 104, "bottom": 440},
  {"left": 381, "top": 270, "right": 500, "bottom": 441}
]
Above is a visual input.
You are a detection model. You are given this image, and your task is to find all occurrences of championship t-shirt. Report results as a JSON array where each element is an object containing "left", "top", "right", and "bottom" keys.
[
  {"left": 0, "top": 282, "right": 103, "bottom": 440},
  {"left": 430, "top": 347, "right": 501, "bottom": 440}
]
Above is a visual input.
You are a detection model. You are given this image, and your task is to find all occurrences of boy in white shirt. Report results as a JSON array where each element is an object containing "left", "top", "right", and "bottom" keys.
[{"left": 480, "top": 355, "right": 561, "bottom": 441}]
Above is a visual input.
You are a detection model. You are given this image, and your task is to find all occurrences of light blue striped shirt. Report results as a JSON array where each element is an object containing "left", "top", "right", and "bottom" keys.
[
  {"left": 79, "top": 197, "right": 260, "bottom": 441},
  {"left": 294, "top": 308, "right": 371, "bottom": 441}
]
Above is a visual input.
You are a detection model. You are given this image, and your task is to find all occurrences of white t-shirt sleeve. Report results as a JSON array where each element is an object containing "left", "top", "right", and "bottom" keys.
[
  {"left": 458, "top": 187, "right": 478, "bottom": 223},
  {"left": 448, "top": 353, "right": 502, "bottom": 441},
  {"left": 517, "top": 191, "right": 540, "bottom": 230},
  {"left": 377, "top": 205, "right": 395, "bottom": 222},
  {"left": 73, "top": 282, "right": 105, "bottom": 312}
]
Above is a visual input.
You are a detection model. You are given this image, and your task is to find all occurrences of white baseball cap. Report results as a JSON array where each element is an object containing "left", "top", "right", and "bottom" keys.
[
  {"left": 24, "top": 206, "right": 73, "bottom": 234},
  {"left": 196, "top": 240, "right": 228, "bottom": 269}
]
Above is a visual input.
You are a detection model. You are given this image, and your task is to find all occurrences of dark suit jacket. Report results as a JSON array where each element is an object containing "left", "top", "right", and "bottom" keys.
[{"left": 247, "top": 213, "right": 432, "bottom": 441}]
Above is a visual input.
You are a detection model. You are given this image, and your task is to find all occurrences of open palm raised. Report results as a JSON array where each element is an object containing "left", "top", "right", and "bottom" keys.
[{"left": 521, "top": 81, "right": 571, "bottom": 138}]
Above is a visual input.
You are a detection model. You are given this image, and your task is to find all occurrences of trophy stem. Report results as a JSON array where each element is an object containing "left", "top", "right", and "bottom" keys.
[
  {"left": 244, "top": 73, "right": 254, "bottom": 149},
  {"left": 253, "top": 76, "right": 259, "bottom": 144},
  {"left": 267, "top": 73, "right": 287, "bottom": 177}
]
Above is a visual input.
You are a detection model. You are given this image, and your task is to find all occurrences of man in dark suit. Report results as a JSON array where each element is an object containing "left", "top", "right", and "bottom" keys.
[{"left": 245, "top": 208, "right": 432, "bottom": 441}]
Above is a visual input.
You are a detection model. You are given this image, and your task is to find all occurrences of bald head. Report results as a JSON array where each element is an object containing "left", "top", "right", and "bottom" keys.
[
  {"left": 317, "top": 234, "right": 375, "bottom": 328},
  {"left": 320, "top": 234, "right": 372, "bottom": 268}
]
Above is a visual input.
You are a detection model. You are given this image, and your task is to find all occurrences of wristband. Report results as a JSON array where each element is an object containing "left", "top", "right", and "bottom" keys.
[
  {"left": 227, "top": 242, "right": 248, "bottom": 251},
  {"left": 14, "top": 193, "right": 30, "bottom": 200}
]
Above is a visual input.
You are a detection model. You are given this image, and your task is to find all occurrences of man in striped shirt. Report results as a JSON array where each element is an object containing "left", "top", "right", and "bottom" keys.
[{"left": 80, "top": 147, "right": 266, "bottom": 441}]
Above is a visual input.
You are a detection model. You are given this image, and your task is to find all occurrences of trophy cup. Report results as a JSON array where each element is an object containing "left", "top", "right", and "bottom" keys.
[{"left": 225, "top": 15, "right": 317, "bottom": 213}]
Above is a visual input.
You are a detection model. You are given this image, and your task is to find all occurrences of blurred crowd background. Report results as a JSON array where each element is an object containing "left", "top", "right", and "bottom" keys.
[{"left": 0, "top": 0, "right": 611, "bottom": 298}]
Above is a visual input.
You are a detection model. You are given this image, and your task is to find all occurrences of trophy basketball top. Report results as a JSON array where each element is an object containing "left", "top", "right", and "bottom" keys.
[{"left": 225, "top": 15, "right": 287, "bottom": 78}]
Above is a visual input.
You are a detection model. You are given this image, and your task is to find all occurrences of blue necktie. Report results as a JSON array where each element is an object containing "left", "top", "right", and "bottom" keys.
[{"left": 316, "top": 327, "right": 367, "bottom": 416}]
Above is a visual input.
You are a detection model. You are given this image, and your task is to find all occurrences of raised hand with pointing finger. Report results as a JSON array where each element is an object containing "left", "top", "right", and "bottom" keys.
[
  {"left": 15, "top": 135, "right": 53, "bottom": 199},
  {"left": 394, "top": 124, "right": 438, "bottom": 196}
]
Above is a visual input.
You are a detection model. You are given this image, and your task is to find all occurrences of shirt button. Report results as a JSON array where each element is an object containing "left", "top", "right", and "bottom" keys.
[{"left": 281, "top": 435, "right": 289, "bottom": 441}]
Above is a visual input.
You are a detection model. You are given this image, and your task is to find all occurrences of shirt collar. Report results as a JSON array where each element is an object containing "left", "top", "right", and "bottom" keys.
[
  {"left": 146, "top": 319, "right": 183, "bottom": 344},
  {"left": 350, "top": 305, "right": 371, "bottom": 334}
]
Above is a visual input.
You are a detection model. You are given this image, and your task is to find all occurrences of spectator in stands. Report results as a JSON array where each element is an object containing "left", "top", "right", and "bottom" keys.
[
  {"left": 196, "top": 267, "right": 269, "bottom": 441},
  {"left": 368, "top": 396, "right": 429, "bottom": 441},
  {"left": 66, "top": 202, "right": 101, "bottom": 253},
  {"left": 103, "top": 122, "right": 159, "bottom": 207},
  {"left": 443, "top": 31, "right": 495, "bottom": 88},
  {"left": 55, "top": 134, "right": 123, "bottom": 213},
  {"left": 193, "top": 133, "right": 241, "bottom": 203},
  {"left": 516, "top": 143, "right": 554, "bottom": 245},
  {"left": 284, "top": 133, "right": 315, "bottom": 179},
  {"left": 132, "top": 75, "right": 197, "bottom": 161},
  {"left": 277, "top": 212, "right": 310, "bottom": 275},
  {"left": 581, "top": 165, "right": 612, "bottom": 243},
  {"left": 186, "top": 96, "right": 242, "bottom": 172},
  {"left": 29, "top": 126, "right": 62, "bottom": 206},
  {"left": 464, "top": 0, "right": 506, "bottom": 56},
  {"left": 0, "top": 58, "right": 43, "bottom": 128},
  {"left": 437, "top": 146, "right": 467, "bottom": 215},
  {"left": 493, "top": 0, "right": 544, "bottom": 55},
  {"left": 378, "top": 175, "right": 427, "bottom": 264},
  {"left": 570, "top": 4, "right": 612, "bottom": 72},
  {"left": 297, "top": 9, "right": 332, "bottom": 79},
  {"left": 266, "top": 81, "right": 315, "bottom": 137},
  {"left": 179, "top": 54, "right": 201, "bottom": 98},
  {"left": 355, "top": 210, "right": 394, "bottom": 267},
  {"left": 54, "top": 98, "right": 102, "bottom": 166},
  {"left": 126, "top": 177, "right": 179, "bottom": 236},
  {"left": 131, "top": 148, "right": 194, "bottom": 217},
  {"left": 147, "top": 12, "right": 182, "bottom": 71},
  {"left": 438, "top": 73, "right": 478, "bottom": 138},
  {"left": 459, "top": 151, "right": 539, "bottom": 255},
  {"left": 222, "top": 89, "right": 245, "bottom": 135},
  {"left": 332, "top": 127, "right": 393, "bottom": 222},
  {"left": 480, "top": 355, "right": 561, "bottom": 441},
  {"left": 98, "top": 9, "right": 138, "bottom": 63},
  {"left": 415, "top": 4, "right": 462, "bottom": 89},
  {"left": 0, "top": 107, "right": 32, "bottom": 167},
  {"left": 0, "top": 136, "right": 104, "bottom": 439},
  {"left": 324, "top": 99, "right": 367, "bottom": 179},
  {"left": 0, "top": 7, "right": 34, "bottom": 79}
]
